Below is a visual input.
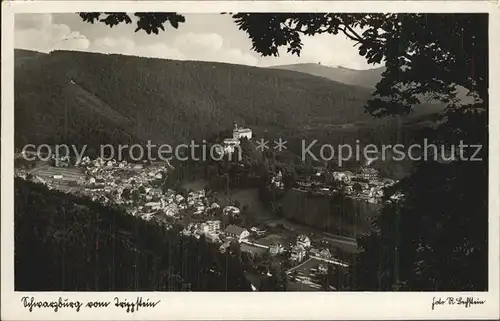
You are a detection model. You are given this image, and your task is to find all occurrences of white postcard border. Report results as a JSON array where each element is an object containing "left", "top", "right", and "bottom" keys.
[{"left": 2, "top": 1, "right": 499, "bottom": 320}]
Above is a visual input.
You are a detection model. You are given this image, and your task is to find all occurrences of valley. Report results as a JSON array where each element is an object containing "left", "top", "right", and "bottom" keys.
[{"left": 13, "top": 48, "right": 451, "bottom": 292}]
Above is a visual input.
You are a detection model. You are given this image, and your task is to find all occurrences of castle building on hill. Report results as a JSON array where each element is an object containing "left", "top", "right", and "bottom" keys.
[
  {"left": 232, "top": 122, "right": 252, "bottom": 140},
  {"left": 217, "top": 122, "right": 252, "bottom": 156}
]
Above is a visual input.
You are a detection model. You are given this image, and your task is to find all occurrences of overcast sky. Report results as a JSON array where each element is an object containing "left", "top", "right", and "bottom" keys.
[{"left": 15, "top": 13, "right": 379, "bottom": 70}]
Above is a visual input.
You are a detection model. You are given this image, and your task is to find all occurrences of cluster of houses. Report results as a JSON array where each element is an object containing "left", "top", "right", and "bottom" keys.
[
  {"left": 212, "top": 223, "right": 341, "bottom": 268},
  {"left": 183, "top": 220, "right": 224, "bottom": 242},
  {"left": 184, "top": 221, "right": 250, "bottom": 245},
  {"left": 130, "top": 189, "right": 215, "bottom": 221},
  {"left": 334, "top": 167, "right": 396, "bottom": 203},
  {"left": 271, "top": 170, "right": 284, "bottom": 189},
  {"left": 271, "top": 165, "right": 398, "bottom": 204},
  {"left": 17, "top": 154, "right": 264, "bottom": 242},
  {"left": 17, "top": 155, "right": 211, "bottom": 223},
  {"left": 181, "top": 204, "right": 249, "bottom": 240},
  {"left": 17, "top": 149, "right": 353, "bottom": 286},
  {"left": 288, "top": 235, "right": 336, "bottom": 264},
  {"left": 75, "top": 157, "right": 170, "bottom": 207}
]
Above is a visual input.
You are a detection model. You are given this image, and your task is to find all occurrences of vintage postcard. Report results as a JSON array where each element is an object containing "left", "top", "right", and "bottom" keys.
[{"left": 1, "top": 0, "right": 499, "bottom": 320}]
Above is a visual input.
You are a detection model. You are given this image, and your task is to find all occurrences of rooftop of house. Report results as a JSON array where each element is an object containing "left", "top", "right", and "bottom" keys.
[
  {"left": 297, "top": 235, "right": 310, "bottom": 242},
  {"left": 292, "top": 244, "right": 306, "bottom": 253},
  {"left": 261, "top": 240, "right": 282, "bottom": 248},
  {"left": 224, "top": 224, "right": 246, "bottom": 235},
  {"left": 234, "top": 128, "right": 252, "bottom": 133},
  {"left": 223, "top": 206, "right": 240, "bottom": 213},
  {"left": 233, "top": 122, "right": 251, "bottom": 130}
]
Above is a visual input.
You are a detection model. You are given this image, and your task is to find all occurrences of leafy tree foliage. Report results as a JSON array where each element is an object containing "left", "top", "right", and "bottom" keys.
[
  {"left": 355, "top": 157, "right": 487, "bottom": 291},
  {"left": 317, "top": 264, "right": 336, "bottom": 291},
  {"left": 352, "top": 182, "right": 362, "bottom": 193},
  {"left": 260, "top": 265, "right": 287, "bottom": 291},
  {"left": 79, "top": 13, "right": 186, "bottom": 34}
]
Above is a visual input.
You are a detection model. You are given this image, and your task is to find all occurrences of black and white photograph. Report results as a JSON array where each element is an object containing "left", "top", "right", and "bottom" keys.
[{"left": 2, "top": 1, "right": 499, "bottom": 320}]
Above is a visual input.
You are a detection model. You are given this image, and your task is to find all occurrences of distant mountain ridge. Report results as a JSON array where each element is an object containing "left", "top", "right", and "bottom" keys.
[
  {"left": 268, "top": 63, "right": 385, "bottom": 88},
  {"left": 269, "top": 63, "right": 474, "bottom": 104}
]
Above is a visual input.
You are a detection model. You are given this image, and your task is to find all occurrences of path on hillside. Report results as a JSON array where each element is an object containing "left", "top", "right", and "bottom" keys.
[
  {"left": 322, "top": 233, "right": 357, "bottom": 246},
  {"left": 286, "top": 258, "right": 314, "bottom": 274}
]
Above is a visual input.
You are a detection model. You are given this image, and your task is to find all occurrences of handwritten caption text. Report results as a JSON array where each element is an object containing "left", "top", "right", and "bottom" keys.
[{"left": 21, "top": 296, "right": 161, "bottom": 313}]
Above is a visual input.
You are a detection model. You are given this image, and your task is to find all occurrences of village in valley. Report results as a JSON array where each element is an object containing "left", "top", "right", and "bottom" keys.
[{"left": 14, "top": 122, "right": 400, "bottom": 291}]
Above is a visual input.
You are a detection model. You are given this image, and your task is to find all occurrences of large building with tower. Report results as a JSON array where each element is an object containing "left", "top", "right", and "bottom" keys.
[{"left": 232, "top": 122, "right": 252, "bottom": 140}]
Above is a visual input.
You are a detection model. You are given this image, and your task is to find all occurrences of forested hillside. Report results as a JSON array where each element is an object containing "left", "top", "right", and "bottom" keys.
[
  {"left": 15, "top": 49, "right": 376, "bottom": 151},
  {"left": 15, "top": 179, "right": 251, "bottom": 291},
  {"left": 270, "top": 63, "right": 473, "bottom": 106},
  {"left": 270, "top": 63, "right": 384, "bottom": 88}
]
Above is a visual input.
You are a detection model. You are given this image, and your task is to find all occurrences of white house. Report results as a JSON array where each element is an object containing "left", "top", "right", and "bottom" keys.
[
  {"left": 318, "top": 248, "right": 332, "bottom": 260},
  {"left": 33, "top": 176, "right": 46, "bottom": 185},
  {"left": 383, "top": 178, "right": 396, "bottom": 186},
  {"left": 199, "top": 223, "right": 210, "bottom": 234},
  {"left": 361, "top": 167, "right": 379, "bottom": 180},
  {"left": 390, "top": 192, "right": 404, "bottom": 201},
  {"left": 204, "top": 220, "right": 221, "bottom": 234},
  {"left": 193, "top": 204, "right": 205, "bottom": 215},
  {"left": 290, "top": 245, "right": 306, "bottom": 262},
  {"left": 223, "top": 206, "right": 241, "bottom": 217},
  {"left": 145, "top": 202, "right": 161, "bottom": 210},
  {"left": 369, "top": 187, "right": 384, "bottom": 198},
  {"left": 222, "top": 138, "right": 241, "bottom": 154},
  {"left": 269, "top": 243, "right": 285, "bottom": 256},
  {"left": 296, "top": 235, "right": 311, "bottom": 249},
  {"left": 233, "top": 128, "right": 252, "bottom": 140},
  {"left": 250, "top": 227, "right": 266, "bottom": 236},
  {"left": 332, "top": 171, "right": 353, "bottom": 183},
  {"left": 164, "top": 203, "right": 179, "bottom": 217},
  {"left": 271, "top": 171, "right": 284, "bottom": 188}
]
